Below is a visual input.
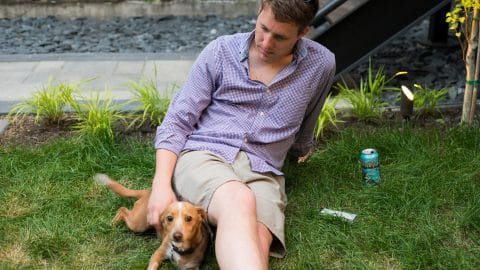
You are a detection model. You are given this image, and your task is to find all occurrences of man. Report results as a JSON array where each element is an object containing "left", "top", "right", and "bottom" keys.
[{"left": 148, "top": 0, "right": 335, "bottom": 268}]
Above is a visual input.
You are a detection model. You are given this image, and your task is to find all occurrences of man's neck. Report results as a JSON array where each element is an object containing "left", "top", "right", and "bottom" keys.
[
  {"left": 248, "top": 42, "right": 294, "bottom": 85},
  {"left": 249, "top": 43, "right": 293, "bottom": 68}
]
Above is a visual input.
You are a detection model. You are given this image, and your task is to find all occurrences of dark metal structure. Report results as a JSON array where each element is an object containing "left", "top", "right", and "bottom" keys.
[{"left": 310, "top": 0, "right": 453, "bottom": 78}]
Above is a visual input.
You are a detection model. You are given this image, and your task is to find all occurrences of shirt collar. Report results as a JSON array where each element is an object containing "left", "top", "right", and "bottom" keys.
[
  {"left": 238, "top": 30, "right": 308, "bottom": 62},
  {"left": 239, "top": 31, "right": 254, "bottom": 61},
  {"left": 295, "top": 39, "right": 307, "bottom": 60}
]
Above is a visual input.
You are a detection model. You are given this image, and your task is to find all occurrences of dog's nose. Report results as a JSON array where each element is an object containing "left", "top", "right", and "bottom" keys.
[{"left": 173, "top": 232, "right": 183, "bottom": 242}]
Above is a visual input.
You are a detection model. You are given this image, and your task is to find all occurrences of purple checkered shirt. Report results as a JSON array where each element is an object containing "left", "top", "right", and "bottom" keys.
[{"left": 155, "top": 31, "right": 335, "bottom": 175}]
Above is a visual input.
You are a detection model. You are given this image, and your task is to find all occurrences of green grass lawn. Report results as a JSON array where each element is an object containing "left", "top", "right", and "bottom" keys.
[{"left": 1, "top": 125, "right": 480, "bottom": 269}]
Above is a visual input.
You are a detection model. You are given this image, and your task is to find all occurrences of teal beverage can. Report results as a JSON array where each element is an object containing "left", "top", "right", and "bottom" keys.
[{"left": 360, "top": 148, "right": 380, "bottom": 185}]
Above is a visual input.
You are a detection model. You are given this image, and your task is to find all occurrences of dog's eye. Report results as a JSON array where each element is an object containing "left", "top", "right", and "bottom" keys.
[
  {"left": 185, "top": 215, "right": 192, "bottom": 222},
  {"left": 166, "top": 215, "right": 174, "bottom": 222}
]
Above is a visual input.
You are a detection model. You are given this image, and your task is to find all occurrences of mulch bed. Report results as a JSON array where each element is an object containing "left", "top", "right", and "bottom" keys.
[
  {"left": 0, "top": 115, "right": 155, "bottom": 147},
  {"left": 0, "top": 106, "right": 473, "bottom": 148},
  {"left": 0, "top": 116, "right": 75, "bottom": 147}
]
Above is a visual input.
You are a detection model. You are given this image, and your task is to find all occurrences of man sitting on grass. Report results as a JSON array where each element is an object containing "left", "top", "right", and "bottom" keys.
[{"left": 148, "top": 0, "right": 335, "bottom": 268}]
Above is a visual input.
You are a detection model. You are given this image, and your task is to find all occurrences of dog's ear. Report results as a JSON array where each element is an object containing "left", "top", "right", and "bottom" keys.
[
  {"left": 158, "top": 210, "right": 168, "bottom": 233},
  {"left": 197, "top": 207, "right": 208, "bottom": 223},
  {"left": 198, "top": 207, "right": 213, "bottom": 242}
]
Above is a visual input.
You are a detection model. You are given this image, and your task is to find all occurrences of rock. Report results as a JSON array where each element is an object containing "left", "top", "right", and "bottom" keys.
[{"left": 0, "top": 15, "right": 257, "bottom": 54}]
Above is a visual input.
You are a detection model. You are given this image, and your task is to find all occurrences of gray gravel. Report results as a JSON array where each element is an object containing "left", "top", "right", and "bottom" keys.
[{"left": 0, "top": 15, "right": 256, "bottom": 54}]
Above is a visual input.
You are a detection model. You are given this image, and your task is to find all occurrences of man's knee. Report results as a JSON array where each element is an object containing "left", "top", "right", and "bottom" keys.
[{"left": 208, "top": 181, "right": 256, "bottom": 223}]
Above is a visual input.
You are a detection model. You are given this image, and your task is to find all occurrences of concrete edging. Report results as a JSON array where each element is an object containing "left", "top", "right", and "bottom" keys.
[
  {"left": 0, "top": 119, "right": 9, "bottom": 135},
  {"left": 0, "top": 0, "right": 259, "bottom": 19}
]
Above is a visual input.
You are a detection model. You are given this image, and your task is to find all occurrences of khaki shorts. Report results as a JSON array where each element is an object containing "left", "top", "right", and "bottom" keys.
[{"left": 173, "top": 150, "right": 287, "bottom": 258}]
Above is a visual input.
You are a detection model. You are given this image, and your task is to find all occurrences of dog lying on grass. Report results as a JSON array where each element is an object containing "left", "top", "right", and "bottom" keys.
[{"left": 94, "top": 173, "right": 210, "bottom": 270}]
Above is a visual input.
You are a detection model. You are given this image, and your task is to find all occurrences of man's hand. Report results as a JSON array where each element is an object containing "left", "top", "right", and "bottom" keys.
[
  {"left": 297, "top": 147, "right": 314, "bottom": 163},
  {"left": 147, "top": 185, "right": 177, "bottom": 230},
  {"left": 148, "top": 149, "right": 179, "bottom": 230}
]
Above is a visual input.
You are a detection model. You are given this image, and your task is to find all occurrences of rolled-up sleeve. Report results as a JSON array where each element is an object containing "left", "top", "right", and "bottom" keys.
[{"left": 154, "top": 40, "right": 219, "bottom": 155}]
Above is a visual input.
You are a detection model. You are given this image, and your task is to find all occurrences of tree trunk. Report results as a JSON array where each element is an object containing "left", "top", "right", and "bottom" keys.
[
  {"left": 462, "top": 8, "right": 480, "bottom": 124},
  {"left": 469, "top": 9, "right": 480, "bottom": 124}
]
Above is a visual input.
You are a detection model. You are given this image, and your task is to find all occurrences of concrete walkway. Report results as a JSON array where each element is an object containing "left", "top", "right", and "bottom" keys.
[
  {"left": 0, "top": 51, "right": 355, "bottom": 136},
  {"left": 0, "top": 53, "right": 198, "bottom": 114}
]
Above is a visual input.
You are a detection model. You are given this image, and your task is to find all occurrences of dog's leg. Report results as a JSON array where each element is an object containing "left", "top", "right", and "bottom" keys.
[
  {"left": 113, "top": 207, "right": 149, "bottom": 233},
  {"left": 185, "top": 266, "right": 200, "bottom": 270},
  {"left": 147, "top": 241, "right": 169, "bottom": 270},
  {"left": 112, "top": 207, "right": 129, "bottom": 227}
]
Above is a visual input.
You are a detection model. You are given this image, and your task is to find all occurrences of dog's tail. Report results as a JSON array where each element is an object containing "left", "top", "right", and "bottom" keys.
[{"left": 94, "top": 173, "right": 149, "bottom": 199}]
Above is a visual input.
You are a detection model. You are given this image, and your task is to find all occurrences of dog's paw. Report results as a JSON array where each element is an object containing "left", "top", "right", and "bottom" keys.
[
  {"left": 94, "top": 173, "right": 111, "bottom": 186},
  {"left": 146, "top": 262, "right": 159, "bottom": 270}
]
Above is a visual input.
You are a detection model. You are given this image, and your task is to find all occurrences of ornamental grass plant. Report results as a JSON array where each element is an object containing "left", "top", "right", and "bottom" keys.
[
  {"left": 127, "top": 75, "right": 177, "bottom": 130},
  {"left": 314, "top": 93, "right": 343, "bottom": 139},
  {"left": 1, "top": 123, "right": 479, "bottom": 269},
  {"left": 68, "top": 91, "right": 129, "bottom": 143},
  {"left": 7, "top": 78, "right": 88, "bottom": 125}
]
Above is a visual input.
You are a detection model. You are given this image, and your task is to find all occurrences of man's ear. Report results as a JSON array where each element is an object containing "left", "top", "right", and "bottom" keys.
[{"left": 298, "top": 26, "right": 310, "bottom": 39}]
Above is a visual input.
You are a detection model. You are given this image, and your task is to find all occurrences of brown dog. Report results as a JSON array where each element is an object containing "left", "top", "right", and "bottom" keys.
[{"left": 94, "top": 174, "right": 210, "bottom": 270}]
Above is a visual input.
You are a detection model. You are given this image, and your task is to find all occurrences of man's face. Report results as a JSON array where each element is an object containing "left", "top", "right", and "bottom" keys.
[{"left": 253, "top": 5, "right": 306, "bottom": 63}]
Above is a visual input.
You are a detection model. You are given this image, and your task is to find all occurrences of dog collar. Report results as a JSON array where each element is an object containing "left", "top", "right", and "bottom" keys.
[{"left": 172, "top": 245, "right": 195, "bottom": 256}]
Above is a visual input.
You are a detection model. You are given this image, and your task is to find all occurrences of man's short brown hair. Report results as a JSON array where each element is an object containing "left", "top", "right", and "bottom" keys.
[{"left": 259, "top": 0, "right": 319, "bottom": 33}]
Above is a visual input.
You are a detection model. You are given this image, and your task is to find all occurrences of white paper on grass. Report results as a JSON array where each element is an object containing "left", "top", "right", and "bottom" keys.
[{"left": 320, "top": 208, "right": 357, "bottom": 222}]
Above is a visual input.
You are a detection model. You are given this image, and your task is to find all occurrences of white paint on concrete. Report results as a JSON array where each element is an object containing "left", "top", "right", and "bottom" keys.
[{"left": 0, "top": 0, "right": 259, "bottom": 19}]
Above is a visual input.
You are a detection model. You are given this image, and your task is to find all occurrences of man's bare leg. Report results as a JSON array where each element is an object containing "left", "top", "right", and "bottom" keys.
[
  {"left": 208, "top": 181, "right": 271, "bottom": 270},
  {"left": 257, "top": 222, "right": 273, "bottom": 259}
]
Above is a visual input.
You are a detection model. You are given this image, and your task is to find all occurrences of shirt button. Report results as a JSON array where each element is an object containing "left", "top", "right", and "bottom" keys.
[
  {"left": 244, "top": 138, "right": 248, "bottom": 143},
  {"left": 259, "top": 111, "right": 265, "bottom": 116}
]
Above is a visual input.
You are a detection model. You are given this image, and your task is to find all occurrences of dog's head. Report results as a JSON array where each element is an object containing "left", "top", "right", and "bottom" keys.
[{"left": 160, "top": 201, "right": 208, "bottom": 253}]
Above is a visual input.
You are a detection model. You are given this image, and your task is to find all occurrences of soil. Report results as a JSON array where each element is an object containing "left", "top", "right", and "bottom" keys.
[
  {"left": 0, "top": 106, "right": 469, "bottom": 148},
  {"left": 0, "top": 115, "right": 155, "bottom": 147},
  {"left": 0, "top": 116, "right": 76, "bottom": 147}
]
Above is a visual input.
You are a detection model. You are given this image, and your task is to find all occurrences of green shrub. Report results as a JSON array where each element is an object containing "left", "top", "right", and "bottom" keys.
[
  {"left": 336, "top": 78, "right": 387, "bottom": 121},
  {"left": 336, "top": 60, "right": 406, "bottom": 121},
  {"left": 314, "top": 94, "right": 343, "bottom": 139},
  {"left": 412, "top": 84, "right": 448, "bottom": 117}
]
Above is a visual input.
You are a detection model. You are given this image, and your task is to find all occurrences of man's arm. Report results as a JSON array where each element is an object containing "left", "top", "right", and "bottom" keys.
[
  {"left": 147, "top": 149, "right": 178, "bottom": 229},
  {"left": 291, "top": 57, "right": 336, "bottom": 163},
  {"left": 148, "top": 39, "right": 220, "bottom": 227}
]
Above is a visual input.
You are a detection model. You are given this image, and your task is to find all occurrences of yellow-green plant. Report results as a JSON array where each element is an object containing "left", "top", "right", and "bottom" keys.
[
  {"left": 8, "top": 78, "right": 84, "bottom": 124},
  {"left": 337, "top": 79, "right": 386, "bottom": 121},
  {"left": 446, "top": 0, "right": 480, "bottom": 124},
  {"left": 336, "top": 60, "right": 407, "bottom": 121},
  {"left": 446, "top": 0, "right": 480, "bottom": 39},
  {"left": 127, "top": 77, "right": 177, "bottom": 129},
  {"left": 412, "top": 84, "right": 449, "bottom": 117},
  {"left": 314, "top": 94, "right": 343, "bottom": 139},
  {"left": 69, "top": 92, "right": 128, "bottom": 143}
]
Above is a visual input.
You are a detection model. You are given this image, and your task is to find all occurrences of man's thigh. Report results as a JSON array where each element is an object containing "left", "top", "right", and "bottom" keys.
[{"left": 173, "top": 150, "right": 239, "bottom": 210}]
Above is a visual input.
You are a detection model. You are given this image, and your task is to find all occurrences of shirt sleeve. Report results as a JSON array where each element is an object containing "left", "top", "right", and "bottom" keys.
[
  {"left": 154, "top": 39, "right": 219, "bottom": 155},
  {"left": 290, "top": 52, "right": 336, "bottom": 157}
]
